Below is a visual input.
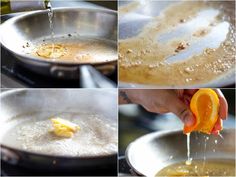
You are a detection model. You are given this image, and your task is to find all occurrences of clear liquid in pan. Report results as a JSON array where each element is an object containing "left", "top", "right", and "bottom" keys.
[
  {"left": 156, "top": 159, "right": 235, "bottom": 176},
  {"left": 1, "top": 111, "right": 118, "bottom": 156}
]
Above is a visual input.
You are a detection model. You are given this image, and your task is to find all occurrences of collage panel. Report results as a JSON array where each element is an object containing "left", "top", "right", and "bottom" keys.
[
  {"left": 1, "top": 0, "right": 117, "bottom": 88},
  {"left": 0, "top": 88, "right": 118, "bottom": 175},
  {"left": 118, "top": 0, "right": 235, "bottom": 88},
  {"left": 0, "top": 0, "right": 236, "bottom": 176},
  {"left": 118, "top": 89, "right": 235, "bottom": 176}
]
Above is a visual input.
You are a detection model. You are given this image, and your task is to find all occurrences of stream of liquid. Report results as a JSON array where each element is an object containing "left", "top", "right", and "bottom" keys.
[
  {"left": 156, "top": 133, "right": 234, "bottom": 176},
  {"left": 203, "top": 136, "right": 209, "bottom": 170},
  {"left": 29, "top": 2, "right": 117, "bottom": 62},
  {"left": 185, "top": 133, "right": 192, "bottom": 165},
  {"left": 46, "top": 1, "right": 55, "bottom": 55}
]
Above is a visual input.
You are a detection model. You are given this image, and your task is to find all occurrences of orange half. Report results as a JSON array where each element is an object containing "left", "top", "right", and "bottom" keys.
[{"left": 184, "top": 89, "right": 220, "bottom": 134}]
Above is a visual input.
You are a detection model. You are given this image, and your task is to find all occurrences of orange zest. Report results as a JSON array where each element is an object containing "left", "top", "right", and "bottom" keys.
[{"left": 184, "top": 89, "right": 220, "bottom": 134}]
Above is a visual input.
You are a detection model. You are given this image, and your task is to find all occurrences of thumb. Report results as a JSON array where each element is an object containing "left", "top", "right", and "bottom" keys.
[{"left": 165, "top": 92, "right": 195, "bottom": 126}]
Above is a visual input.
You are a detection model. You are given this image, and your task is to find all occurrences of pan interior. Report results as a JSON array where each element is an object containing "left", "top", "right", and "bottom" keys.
[
  {"left": 23, "top": 35, "right": 117, "bottom": 63},
  {"left": 1, "top": 111, "right": 117, "bottom": 157},
  {"left": 126, "top": 130, "right": 235, "bottom": 176},
  {"left": 155, "top": 159, "right": 235, "bottom": 176},
  {"left": 119, "top": 1, "right": 235, "bottom": 86},
  {"left": 1, "top": 8, "right": 117, "bottom": 64}
]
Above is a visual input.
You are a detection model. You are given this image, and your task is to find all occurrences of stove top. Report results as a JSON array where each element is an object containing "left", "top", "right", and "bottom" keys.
[{"left": 1, "top": 161, "right": 117, "bottom": 176}]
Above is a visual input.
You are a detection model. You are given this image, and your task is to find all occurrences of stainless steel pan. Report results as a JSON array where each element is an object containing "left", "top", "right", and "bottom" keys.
[
  {"left": 126, "top": 129, "right": 235, "bottom": 176},
  {"left": 0, "top": 89, "right": 118, "bottom": 171},
  {"left": 118, "top": 1, "right": 235, "bottom": 88},
  {"left": 0, "top": 8, "right": 117, "bottom": 81}
]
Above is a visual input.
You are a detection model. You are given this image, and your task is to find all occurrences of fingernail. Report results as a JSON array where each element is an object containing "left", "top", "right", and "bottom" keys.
[{"left": 184, "top": 113, "right": 195, "bottom": 126}]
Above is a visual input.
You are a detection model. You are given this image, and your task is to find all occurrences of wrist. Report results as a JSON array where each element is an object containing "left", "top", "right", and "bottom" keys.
[
  {"left": 119, "top": 89, "right": 143, "bottom": 105},
  {"left": 119, "top": 90, "right": 133, "bottom": 104},
  {"left": 125, "top": 90, "right": 142, "bottom": 105}
]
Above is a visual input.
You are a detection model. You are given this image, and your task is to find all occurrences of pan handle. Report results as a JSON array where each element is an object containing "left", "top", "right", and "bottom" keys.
[
  {"left": 50, "top": 65, "right": 80, "bottom": 79},
  {"left": 1, "top": 146, "right": 20, "bottom": 165},
  {"left": 80, "top": 65, "right": 116, "bottom": 88}
]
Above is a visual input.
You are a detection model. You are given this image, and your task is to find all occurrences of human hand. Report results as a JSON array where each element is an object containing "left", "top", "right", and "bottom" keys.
[
  {"left": 211, "top": 89, "right": 228, "bottom": 135},
  {"left": 119, "top": 89, "right": 228, "bottom": 135},
  {"left": 177, "top": 89, "right": 228, "bottom": 135},
  {"left": 120, "top": 89, "right": 196, "bottom": 126}
]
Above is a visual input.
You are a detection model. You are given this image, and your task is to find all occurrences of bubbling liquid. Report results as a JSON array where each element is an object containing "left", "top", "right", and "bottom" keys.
[
  {"left": 119, "top": 1, "right": 235, "bottom": 86},
  {"left": 32, "top": 37, "right": 117, "bottom": 63},
  {"left": 156, "top": 159, "right": 235, "bottom": 176},
  {"left": 2, "top": 111, "right": 117, "bottom": 156}
]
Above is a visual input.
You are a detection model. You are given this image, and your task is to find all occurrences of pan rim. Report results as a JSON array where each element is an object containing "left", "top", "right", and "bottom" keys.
[
  {"left": 0, "top": 7, "right": 118, "bottom": 66},
  {"left": 125, "top": 128, "right": 235, "bottom": 176},
  {"left": 0, "top": 88, "right": 117, "bottom": 97},
  {"left": 1, "top": 144, "right": 117, "bottom": 160},
  {"left": 125, "top": 129, "right": 181, "bottom": 176}
]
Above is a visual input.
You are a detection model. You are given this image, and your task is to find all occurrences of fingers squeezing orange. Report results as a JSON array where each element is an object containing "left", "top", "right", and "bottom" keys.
[{"left": 184, "top": 89, "right": 221, "bottom": 134}]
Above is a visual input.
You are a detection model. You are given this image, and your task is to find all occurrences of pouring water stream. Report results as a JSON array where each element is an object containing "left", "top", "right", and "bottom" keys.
[
  {"left": 186, "top": 133, "right": 192, "bottom": 165},
  {"left": 46, "top": 1, "right": 55, "bottom": 54}
]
